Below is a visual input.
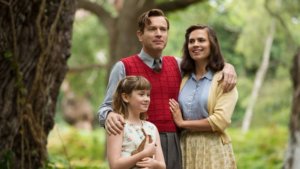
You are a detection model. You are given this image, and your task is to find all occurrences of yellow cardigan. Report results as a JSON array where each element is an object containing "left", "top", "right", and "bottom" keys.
[{"left": 180, "top": 71, "right": 238, "bottom": 144}]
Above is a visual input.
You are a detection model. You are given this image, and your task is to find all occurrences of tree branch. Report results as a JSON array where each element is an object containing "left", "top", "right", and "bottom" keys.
[
  {"left": 76, "top": 0, "right": 114, "bottom": 30},
  {"left": 264, "top": 0, "right": 294, "bottom": 43},
  {"left": 157, "top": 0, "right": 207, "bottom": 13}
]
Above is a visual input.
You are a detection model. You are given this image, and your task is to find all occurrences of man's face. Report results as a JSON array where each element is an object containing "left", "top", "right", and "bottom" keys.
[{"left": 137, "top": 16, "right": 168, "bottom": 57}]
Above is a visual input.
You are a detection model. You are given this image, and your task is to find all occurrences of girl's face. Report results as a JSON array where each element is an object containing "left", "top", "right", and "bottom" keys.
[
  {"left": 188, "top": 29, "right": 211, "bottom": 62},
  {"left": 124, "top": 89, "right": 150, "bottom": 115}
]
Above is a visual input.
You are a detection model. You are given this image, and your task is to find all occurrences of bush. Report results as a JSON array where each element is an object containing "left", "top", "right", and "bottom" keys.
[{"left": 47, "top": 124, "right": 108, "bottom": 169}]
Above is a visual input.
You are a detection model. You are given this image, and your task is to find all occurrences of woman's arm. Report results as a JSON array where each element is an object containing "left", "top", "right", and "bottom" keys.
[{"left": 207, "top": 87, "right": 238, "bottom": 132}]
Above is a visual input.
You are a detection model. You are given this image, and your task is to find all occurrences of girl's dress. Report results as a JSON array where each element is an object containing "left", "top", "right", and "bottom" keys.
[{"left": 121, "top": 120, "right": 157, "bottom": 157}]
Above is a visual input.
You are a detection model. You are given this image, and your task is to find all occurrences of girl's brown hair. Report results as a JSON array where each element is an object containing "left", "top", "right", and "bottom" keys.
[{"left": 112, "top": 76, "right": 151, "bottom": 120}]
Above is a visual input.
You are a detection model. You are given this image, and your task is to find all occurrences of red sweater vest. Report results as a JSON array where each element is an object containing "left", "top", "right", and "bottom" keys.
[{"left": 121, "top": 55, "right": 181, "bottom": 132}]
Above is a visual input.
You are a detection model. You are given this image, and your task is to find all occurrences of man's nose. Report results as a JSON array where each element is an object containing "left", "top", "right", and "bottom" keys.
[{"left": 155, "top": 29, "right": 162, "bottom": 36}]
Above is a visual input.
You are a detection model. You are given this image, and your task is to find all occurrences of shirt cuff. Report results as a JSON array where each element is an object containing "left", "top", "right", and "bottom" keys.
[{"left": 99, "top": 108, "right": 113, "bottom": 127}]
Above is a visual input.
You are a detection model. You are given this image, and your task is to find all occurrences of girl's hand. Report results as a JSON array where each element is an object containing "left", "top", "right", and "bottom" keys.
[
  {"left": 143, "top": 136, "right": 156, "bottom": 157},
  {"left": 136, "top": 157, "right": 155, "bottom": 169},
  {"left": 169, "top": 99, "right": 184, "bottom": 127}
]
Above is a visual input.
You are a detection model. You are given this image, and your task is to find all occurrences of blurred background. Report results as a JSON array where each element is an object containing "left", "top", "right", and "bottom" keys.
[{"left": 46, "top": 0, "right": 300, "bottom": 168}]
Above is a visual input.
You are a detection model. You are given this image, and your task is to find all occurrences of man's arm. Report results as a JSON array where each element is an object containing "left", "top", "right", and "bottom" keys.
[
  {"left": 98, "top": 61, "right": 126, "bottom": 127},
  {"left": 174, "top": 56, "right": 183, "bottom": 76},
  {"left": 220, "top": 63, "right": 237, "bottom": 92},
  {"left": 176, "top": 56, "right": 236, "bottom": 92}
]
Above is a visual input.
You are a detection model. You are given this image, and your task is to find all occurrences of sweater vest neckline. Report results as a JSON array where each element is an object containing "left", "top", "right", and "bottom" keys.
[{"left": 121, "top": 55, "right": 181, "bottom": 132}]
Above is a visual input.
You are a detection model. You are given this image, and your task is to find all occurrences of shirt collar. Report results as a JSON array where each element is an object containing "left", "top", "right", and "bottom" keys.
[
  {"left": 191, "top": 69, "right": 213, "bottom": 81},
  {"left": 138, "top": 49, "right": 162, "bottom": 68}
]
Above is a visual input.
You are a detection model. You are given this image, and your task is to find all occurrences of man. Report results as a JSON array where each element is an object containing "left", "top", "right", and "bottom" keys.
[{"left": 98, "top": 9, "right": 236, "bottom": 169}]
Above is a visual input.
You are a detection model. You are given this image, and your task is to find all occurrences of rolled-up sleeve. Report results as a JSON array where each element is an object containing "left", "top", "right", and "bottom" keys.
[{"left": 97, "top": 61, "right": 126, "bottom": 127}]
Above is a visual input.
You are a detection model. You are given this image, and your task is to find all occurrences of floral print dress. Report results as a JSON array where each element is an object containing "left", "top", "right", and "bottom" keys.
[{"left": 121, "top": 120, "right": 157, "bottom": 157}]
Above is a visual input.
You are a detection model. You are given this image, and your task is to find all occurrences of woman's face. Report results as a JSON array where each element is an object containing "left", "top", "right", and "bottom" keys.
[{"left": 188, "top": 29, "right": 211, "bottom": 62}]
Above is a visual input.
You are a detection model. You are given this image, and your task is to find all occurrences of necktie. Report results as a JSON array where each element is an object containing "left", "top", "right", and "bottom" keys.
[{"left": 153, "top": 59, "right": 161, "bottom": 72}]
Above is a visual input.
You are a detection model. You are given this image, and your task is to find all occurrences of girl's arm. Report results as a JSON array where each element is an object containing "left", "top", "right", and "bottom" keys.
[
  {"left": 107, "top": 131, "right": 156, "bottom": 169},
  {"left": 136, "top": 128, "right": 166, "bottom": 169}
]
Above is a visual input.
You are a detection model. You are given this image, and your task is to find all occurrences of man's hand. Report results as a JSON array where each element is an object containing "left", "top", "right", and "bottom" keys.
[
  {"left": 105, "top": 112, "right": 125, "bottom": 135},
  {"left": 219, "top": 63, "right": 237, "bottom": 92}
]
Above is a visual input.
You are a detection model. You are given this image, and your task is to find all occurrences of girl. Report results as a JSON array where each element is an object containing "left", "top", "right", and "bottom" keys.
[{"left": 107, "top": 76, "right": 166, "bottom": 169}]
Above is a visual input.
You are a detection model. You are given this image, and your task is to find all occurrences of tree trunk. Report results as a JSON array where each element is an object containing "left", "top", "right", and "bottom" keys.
[
  {"left": 108, "top": 0, "right": 155, "bottom": 72},
  {"left": 0, "top": 0, "right": 76, "bottom": 168},
  {"left": 283, "top": 48, "right": 300, "bottom": 169},
  {"left": 242, "top": 19, "right": 275, "bottom": 133}
]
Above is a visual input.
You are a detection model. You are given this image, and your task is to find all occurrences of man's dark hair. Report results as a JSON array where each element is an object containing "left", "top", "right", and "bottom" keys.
[{"left": 137, "top": 9, "right": 170, "bottom": 33}]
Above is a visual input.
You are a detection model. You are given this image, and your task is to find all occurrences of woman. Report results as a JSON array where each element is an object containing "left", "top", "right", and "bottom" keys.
[{"left": 169, "top": 25, "right": 238, "bottom": 169}]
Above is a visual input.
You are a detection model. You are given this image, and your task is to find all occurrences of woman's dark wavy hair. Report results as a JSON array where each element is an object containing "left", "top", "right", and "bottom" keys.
[
  {"left": 180, "top": 24, "right": 225, "bottom": 76},
  {"left": 112, "top": 76, "right": 151, "bottom": 120}
]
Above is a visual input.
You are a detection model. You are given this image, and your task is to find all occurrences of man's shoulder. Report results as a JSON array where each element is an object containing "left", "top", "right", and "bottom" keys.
[
  {"left": 163, "top": 56, "right": 181, "bottom": 64},
  {"left": 163, "top": 55, "right": 175, "bottom": 58},
  {"left": 121, "top": 54, "right": 139, "bottom": 61},
  {"left": 162, "top": 55, "right": 177, "bottom": 61}
]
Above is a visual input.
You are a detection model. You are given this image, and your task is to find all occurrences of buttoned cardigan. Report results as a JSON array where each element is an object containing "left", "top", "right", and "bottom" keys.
[{"left": 180, "top": 71, "right": 238, "bottom": 144}]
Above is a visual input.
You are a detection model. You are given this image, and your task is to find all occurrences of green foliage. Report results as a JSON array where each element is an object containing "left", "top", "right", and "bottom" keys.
[
  {"left": 165, "top": 1, "right": 215, "bottom": 57},
  {"left": 229, "top": 126, "right": 288, "bottom": 169},
  {"left": 46, "top": 125, "right": 288, "bottom": 168},
  {"left": 231, "top": 76, "right": 253, "bottom": 127},
  {"left": 252, "top": 76, "right": 292, "bottom": 127},
  {"left": 71, "top": 12, "right": 108, "bottom": 65},
  {"left": 0, "top": 150, "right": 13, "bottom": 169},
  {"left": 66, "top": 69, "right": 107, "bottom": 108},
  {"left": 46, "top": 125, "right": 108, "bottom": 169},
  {"left": 234, "top": 0, "right": 273, "bottom": 70},
  {"left": 66, "top": 12, "right": 110, "bottom": 111},
  {"left": 3, "top": 51, "right": 12, "bottom": 60}
]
